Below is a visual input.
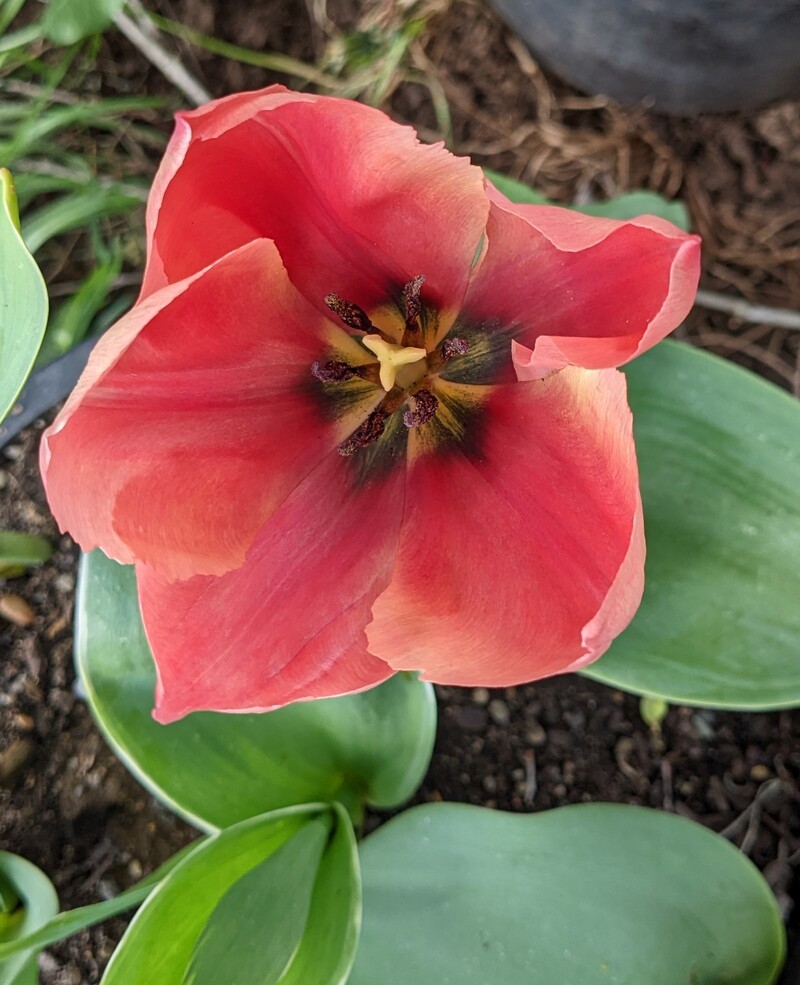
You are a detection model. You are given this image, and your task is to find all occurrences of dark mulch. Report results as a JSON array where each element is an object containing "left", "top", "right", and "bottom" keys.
[{"left": 2, "top": 1, "right": 799, "bottom": 982}]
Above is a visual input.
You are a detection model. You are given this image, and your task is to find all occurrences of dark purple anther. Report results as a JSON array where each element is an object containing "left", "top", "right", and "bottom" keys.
[
  {"left": 325, "top": 293, "right": 374, "bottom": 333},
  {"left": 402, "top": 275, "right": 426, "bottom": 331},
  {"left": 311, "top": 360, "right": 356, "bottom": 383},
  {"left": 441, "top": 337, "right": 469, "bottom": 361},
  {"left": 403, "top": 389, "right": 439, "bottom": 429},
  {"left": 338, "top": 409, "right": 388, "bottom": 456}
]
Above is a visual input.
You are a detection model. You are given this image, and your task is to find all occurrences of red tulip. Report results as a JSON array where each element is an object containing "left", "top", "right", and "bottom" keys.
[{"left": 40, "top": 87, "right": 700, "bottom": 723}]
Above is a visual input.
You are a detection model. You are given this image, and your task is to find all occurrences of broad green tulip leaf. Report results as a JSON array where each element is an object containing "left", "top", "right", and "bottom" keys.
[
  {"left": 586, "top": 341, "right": 800, "bottom": 708},
  {"left": 42, "top": 0, "right": 124, "bottom": 44},
  {"left": 0, "top": 842, "right": 197, "bottom": 964},
  {"left": 484, "top": 169, "right": 550, "bottom": 206},
  {"left": 102, "top": 805, "right": 360, "bottom": 985},
  {"left": 276, "top": 803, "right": 360, "bottom": 985},
  {"left": 484, "top": 168, "right": 691, "bottom": 230},
  {"left": 350, "top": 803, "right": 785, "bottom": 985},
  {"left": 187, "top": 803, "right": 359, "bottom": 985},
  {"left": 0, "top": 170, "right": 48, "bottom": 426},
  {"left": 0, "top": 852, "right": 58, "bottom": 985},
  {"left": 0, "top": 532, "right": 52, "bottom": 578},
  {"left": 187, "top": 819, "right": 329, "bottom": 985},
  {"left": 75, "top": 551, "right": 436, "bottom": 831}
]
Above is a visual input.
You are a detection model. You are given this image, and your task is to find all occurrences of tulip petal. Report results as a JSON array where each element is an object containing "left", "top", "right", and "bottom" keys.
[
  {"left": 138, "top": 453, "right": 402, "bottom": 722},
  {"left": 143, "top": 86, "right": 488, "bottom": 315},
  {"left": 465, "top": 194, "right": 700, "bottom": 378},
  {"left": 42, "top": 238, "right": 378, "bottom": 581},
  {"left": 366, "top": 367, "right": 644, "bottom": 685}
]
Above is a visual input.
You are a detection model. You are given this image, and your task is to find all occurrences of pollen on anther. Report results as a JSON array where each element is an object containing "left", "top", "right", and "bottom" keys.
[
  {"left": 442, "top": 337, "right": 469, "bottom": 361},
  {"left": 338, "top": 409, "right": 388, "bottom": 456},
  {"left": 403, "top": 389, "right": 439, "bottom": 429},
  {"left": 403, "top": 275, "right": 425, "bottom": 328},
  {"left": 325, "top": 293, "right": 374, "bottom": 333},
  {"left": 311, "top": 360, "right": 355, "bottom": 382}
]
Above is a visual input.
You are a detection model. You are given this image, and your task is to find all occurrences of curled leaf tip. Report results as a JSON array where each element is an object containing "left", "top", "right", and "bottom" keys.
[{"left": 0, "top": 168, "right": 21, "bottom": 234}]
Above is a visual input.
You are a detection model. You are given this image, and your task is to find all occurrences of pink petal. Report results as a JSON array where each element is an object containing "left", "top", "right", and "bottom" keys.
[
  {"left": 366, "top": 368, "right": 644, "bottom": 685},
  {"left": 42, "top": 239, "right": 377, "bottom": 581},
  {"left": 465, "top": 194, "right": 700, "bottom": 379},
  {"left": 142, "top": 86, "right": 488, "bottom": 315},
  {"left": 140, "top": 453, "right": 403, "bottom": 723}
]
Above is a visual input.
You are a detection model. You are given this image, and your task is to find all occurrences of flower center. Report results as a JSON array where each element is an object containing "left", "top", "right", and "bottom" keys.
[
  {"left": 314, "top": 276, "right": 474, "bottom": 459},
  {"left": 362, "top": 335, "right": 427, "bottom": 391}
]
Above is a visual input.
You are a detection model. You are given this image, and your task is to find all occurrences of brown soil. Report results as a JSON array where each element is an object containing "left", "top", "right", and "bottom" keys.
[{"left": 2, "top": 1, "right": 800, "bottom": 982}]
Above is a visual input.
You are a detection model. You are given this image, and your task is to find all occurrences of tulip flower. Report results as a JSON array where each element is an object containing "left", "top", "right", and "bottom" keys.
[{"left": 41, "top": 87, "right": 700, "bottom": 722}]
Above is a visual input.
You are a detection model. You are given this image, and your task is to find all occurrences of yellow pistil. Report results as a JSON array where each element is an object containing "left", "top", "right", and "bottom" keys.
[{"left": 362, "top": 334, "right": 427, "bottom": 391}]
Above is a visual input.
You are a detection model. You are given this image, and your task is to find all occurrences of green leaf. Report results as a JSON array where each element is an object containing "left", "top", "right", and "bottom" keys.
[
  {"left": 36, "top": 251, "right": 123, "bottom": 365},
  {"left": 0, "top": 24, "right": 41, "bottom": 55},
  {"left": 0, "top": 532, "right": 52, "bottom": 578},
  {"left": 0, "top": 169, "right": 48, "bottom": 425},
  {"left": 639, "top": 695, "right": 669, "bottom": 730},
  {"left": 276, "top": 804, "right": 360, "bottom": 985},
  {"left": 42, "top": 0, "right": 124, "bottom": 44},
  {"left": 483, "top": 168, "right": 691, "bottom": 230},
  {"left": 577, "top": 191, "right": 690, "bottom": 230},
  {"left": 102, "top": 805, "right": 360, "bottom": 985},
  {"left": 585, "top": 341, "right": 800, "bottom": 708},
  {"left": 0, "top": 842, "right": 198, "bottom": 964},
  {"left": 483, "top": 170, "right": 550, "bottom": 205},
  {"left": 102, "top": 807, "right": 313, "bottom": 984},
  {"left": 75, "top": 551, "right": 436, "bottom": 831},
  {"left": 0, "top": 852, "right": 58, "bottom": 985},
  {"left": 350, "top": 803, "right": 785, "bottom": 985},
  {"left": 187, "top": 819, "right": 329, "bottom": 985},
  {"left": 0, "top": 0, "right": 29, "bottom": 35},
  {"left": 22, "top": 187, "right": 143, "bottom": 255}
]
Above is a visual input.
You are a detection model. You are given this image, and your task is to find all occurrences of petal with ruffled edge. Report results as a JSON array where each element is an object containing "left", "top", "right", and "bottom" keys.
[
  {"left": 464, "top": 191, "right": 700, "bottom": 379},
  {"left": 366, "top": 367, "right": 644, "bottom": 685},
  {"left": 142, "top": 86, "right": 488, "bottom": 317},
  {"left": 138, "top": 452, "right": 403, "bottom": 723},
  {"left": 41, "top": 238, "right": 380, "bottom": 582}
]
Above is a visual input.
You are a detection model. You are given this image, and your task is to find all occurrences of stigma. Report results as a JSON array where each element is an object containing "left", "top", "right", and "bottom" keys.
[{"left": 362, "top": 334, "right": 427, "bottom": 391}]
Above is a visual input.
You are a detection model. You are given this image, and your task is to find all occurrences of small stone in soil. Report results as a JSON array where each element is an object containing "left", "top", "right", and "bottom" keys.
[
  {"left": 488, "top": 699, "right": 510, "bottom": 725},
  {"left": 0, "top": 593, "right": 36, "bottom": 626},
  {"left": 471, "top": 687, "right": 490, "bottom": 705},
  {"left": 54, "top": 573, "right": 75, "bottom": 593},
  {"left": 0, "top": 737, "right": 35, "bottom": 785},
  {"left": 525, "top": 722, "right": 547, "bottom": 746}
]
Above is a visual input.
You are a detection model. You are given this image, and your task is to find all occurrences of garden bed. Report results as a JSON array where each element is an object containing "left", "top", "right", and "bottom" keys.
[{"left": 1, "top": 0, "right": 799, "bottom": 981}]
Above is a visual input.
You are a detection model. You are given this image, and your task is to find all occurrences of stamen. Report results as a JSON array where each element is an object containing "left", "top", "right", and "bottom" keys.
[
  {"left": 403, "top": 388, "right": 439, "bottom": 429},
  {"left": 325, "top": 293, "right": 374, "bottom": 333},
  {"left": 442, "top": 337, "right": 469, "bottom": 361},
  {"left": 311, "top": 360, "right": 356, "bottom": 383},
  {"left": 338, "top": 409, "right": 388, "bottom": 456},
  {"left": 402, "top": 275, "right": 425, "bottom": 331}
]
